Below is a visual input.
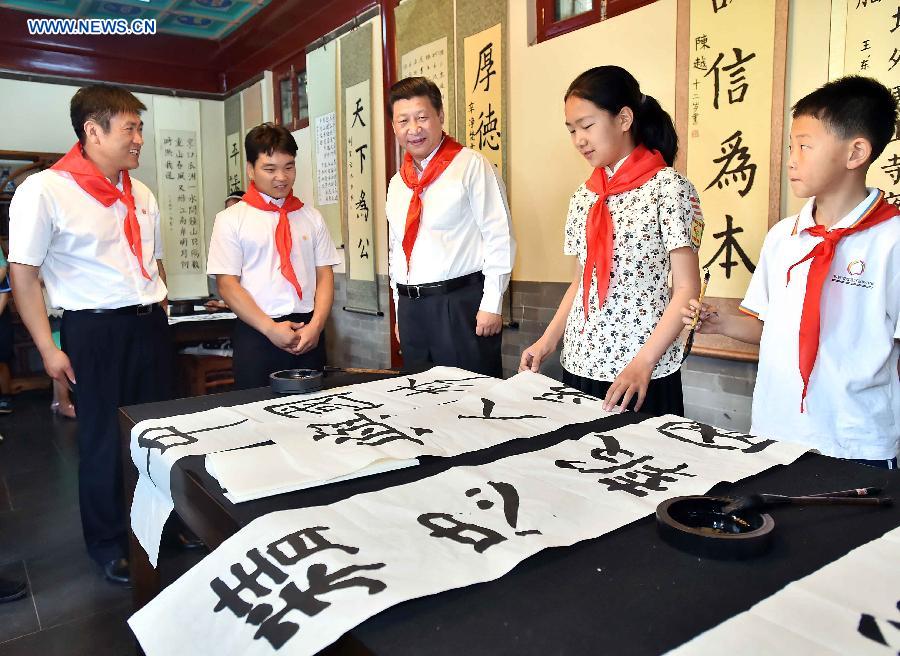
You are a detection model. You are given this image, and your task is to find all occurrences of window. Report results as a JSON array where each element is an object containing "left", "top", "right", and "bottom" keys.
[
  {"left": 274, "top": 58, "right": 309, "bottom": 131},
  {"left": 536, "top": 0, "right": 659, "bottom": 43}
]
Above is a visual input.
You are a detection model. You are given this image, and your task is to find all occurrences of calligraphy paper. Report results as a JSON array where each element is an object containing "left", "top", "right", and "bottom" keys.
[
  {"left": 129, "top": 416, "right": 807, "bottom": 655},
  {"left": 667, "top": 525, "right": 900, "bottom": 655}
]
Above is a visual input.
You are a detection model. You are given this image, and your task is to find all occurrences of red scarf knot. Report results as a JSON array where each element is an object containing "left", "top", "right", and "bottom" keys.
[{"left": 242, "top": 182, "right": 305, "bottom": 300}]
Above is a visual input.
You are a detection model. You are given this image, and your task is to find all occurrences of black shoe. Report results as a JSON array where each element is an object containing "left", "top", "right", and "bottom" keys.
[
  {"left": 0, "top": 396, "right": 13, "bottom": 415},
  {"left": 0, "top": 578, "right": 27, "bottom": 603},
  {"left": 177, "top": 531, "right": 205, "bottom": 550},
  {"left": 102, "top": 558, "right": 131, "bottom": 586}
]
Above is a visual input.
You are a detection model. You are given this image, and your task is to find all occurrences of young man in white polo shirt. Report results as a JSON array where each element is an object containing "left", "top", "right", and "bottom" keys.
[
  {"left": 386, "top": 77, "right": 515, "bottom": 377},
  {"left": 207, "top": 123, "right": 340, "bottom": 388},
  {"left": 684, "top": 76, "right": 900, "bottom": 468},
  {"left": 9, "top": 84, "right": 172, "bottom": 584}
]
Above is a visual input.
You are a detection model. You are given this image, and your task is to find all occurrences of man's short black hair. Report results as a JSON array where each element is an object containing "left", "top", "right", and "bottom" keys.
[
  {"left": 792, "top": 75, "right": 899, "bottom": 161},
  {"left": 388, "top": 77, "right": 443, "bottom": 116},
  {"left": 245, "top": 122, "right": 298, "bottom": 165},
  {"left": 70, "top": 84, "right": 146, "bottom": 145}
]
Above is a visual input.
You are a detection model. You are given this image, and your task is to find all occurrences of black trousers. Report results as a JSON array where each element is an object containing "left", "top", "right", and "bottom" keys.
[
  {"left": 562, "top": 368, "right": 684, "bottom": 417},
  {"left": 398, "top": 277, "right": 502, "bottom": 378},
  {"left": 232, "top": 313, "right": 326, "bottom": 390},
  {"left": 61, "top": 306, "right": 173, "bottom": 565}
]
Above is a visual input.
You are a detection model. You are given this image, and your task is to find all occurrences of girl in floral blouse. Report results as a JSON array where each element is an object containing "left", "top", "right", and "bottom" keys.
[{"left": 520, "top": 66, "right": 702, "bottom": 416}]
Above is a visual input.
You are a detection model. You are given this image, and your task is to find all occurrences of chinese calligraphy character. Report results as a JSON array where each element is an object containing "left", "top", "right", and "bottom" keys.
[
  {"left": 656, "top": 419, "right": 776, "bottom": 453},
  {"left": 882, "top": 153, "right": 900, "bottom": 185},
  {"left": 458, "top": 398, "right": 544, "bottom": 421},
  {"left": 354, "top": 144, "right": 368, "bottom": 174},
  {"left": 354, "top": 190, "right": 369, "bottom": 222},
  {"left": 473, "top": 42, "right": 496, "bottom": 92},
  {"left": 263, "top": 392, "right": 382, "bottom": 418},
  {"left": 703, "top": 214, "right": 757, "bottom": 278},
  {"left": 351, "top": 97, "right": 366, "bottom": 128},
  {"left": 308, "top": 412, "right": 432, "bottom": 446},
  {"left": 705, "top": 130, "right": 757, "bottom": 197},
  {"left": 705, "top": 48, "right": 757, "bottom": 109},
  {"left": 472, "top": 104, "right": 501, "bottom": 151}
]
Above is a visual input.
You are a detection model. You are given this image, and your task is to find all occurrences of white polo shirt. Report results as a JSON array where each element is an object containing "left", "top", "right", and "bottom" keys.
[
  {"left": 386, "top": 146, "right": 515, "bottom": 314},
  {"left": 742, "top": 189, "right": 900, "bottom": 459},
  {"left": 206, "top": 194, "right": 341, "bottom": 317},
  {"left": 8, "top": 168, "right": 167, "bottom": 310}
]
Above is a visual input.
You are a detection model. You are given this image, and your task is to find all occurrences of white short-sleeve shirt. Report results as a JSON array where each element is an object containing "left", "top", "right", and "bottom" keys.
[
  {"left": 742, "top": 189, "right": 900, "bottom": 460},
  {"left": 560, "top": 166, "right": 703, "bottom": 381},
  {"left": 8, "top": 168, "right": 167, "bottom": 310},
  {"left": 386, "top": 146, "right": 515, "bottom": 314},
  {"left": 206, "top": 195, "right": 341, "bottom": 317}
]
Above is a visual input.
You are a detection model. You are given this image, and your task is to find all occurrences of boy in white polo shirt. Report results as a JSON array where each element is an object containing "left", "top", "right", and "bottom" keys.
[
  {"left": 207, "top": 123, "right": 340, "bottom": 388},
  {"left": 683, "top": 76, "right": 900, "bottom": 468}
]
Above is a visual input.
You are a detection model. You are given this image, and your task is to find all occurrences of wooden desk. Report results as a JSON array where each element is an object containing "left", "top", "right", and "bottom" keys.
[{"left": 120, "top": 383, "right": 900, "bottom": 655}]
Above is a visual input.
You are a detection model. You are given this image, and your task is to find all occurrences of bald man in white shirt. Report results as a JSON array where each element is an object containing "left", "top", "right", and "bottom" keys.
[{"left": 386, "top": 77, "right": 515, "bottom": 377}]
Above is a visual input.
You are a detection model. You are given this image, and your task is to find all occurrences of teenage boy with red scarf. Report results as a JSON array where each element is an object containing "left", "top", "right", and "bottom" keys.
[
  {"left": 684, "top": 76, "right": 900, "bottom": 468},
  {"left": 207, "top": 123, "right": 340, "bottom": 389},
  {"left": 9, "top": 84, "right": 171, "bottom": 584}
]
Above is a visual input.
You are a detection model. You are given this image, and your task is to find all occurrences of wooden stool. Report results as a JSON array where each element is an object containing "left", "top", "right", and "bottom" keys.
[{"left": 176, "top": 354, "right": 234, "bottom": 397}]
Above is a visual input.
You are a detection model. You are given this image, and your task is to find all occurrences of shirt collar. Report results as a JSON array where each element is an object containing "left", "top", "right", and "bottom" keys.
[
  {"left": 794, "top": 188, "right": 879, "bottom": 234},
  {"left": 605, "top": 153, "right": 630, "bottom": 178},
  {"left": 259, "top": 190, "right": 286, "bottom": 207},
  {"left": 415, "top": 137, "right": 445, "bottom": 176}
]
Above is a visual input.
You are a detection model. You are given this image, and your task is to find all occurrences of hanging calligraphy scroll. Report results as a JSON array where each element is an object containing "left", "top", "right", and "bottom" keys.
[
  {"left": 841, "top": 1, "right": 900, "bottom": 208},
  {"left": 395, "top": 0, "right": 456, "bottom": 137},
  {"left": 677, "top": 0, "right": 788, "bottom": 360},
  {"left": 307, "top": 43, "right": 343, "bottom": 244},
  {"left": 153, "top": 96, "right": 208, "bottom": 299},
  {"left": 340, "top": 23, "right": 379, "bottom": 312},
  {"left": 129, "top": 414, "right": 807, "bottom": 656},
  {"left": 224, "top": 94, "right": 245, "bottom": 193},
  {"left": 463, "top": 24, "right": 504, "bottom": 176},
  {"left": 456, "top": 0, "right": 507, "bottom": 185}
]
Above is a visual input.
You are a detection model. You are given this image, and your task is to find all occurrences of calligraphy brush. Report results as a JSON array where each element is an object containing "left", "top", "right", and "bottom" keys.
[
  {"left": 682, "top": 267, "right": 711, "bottom": 362},
  {"left": 721, "top": 493, "right": 893, "bottom": 515}
]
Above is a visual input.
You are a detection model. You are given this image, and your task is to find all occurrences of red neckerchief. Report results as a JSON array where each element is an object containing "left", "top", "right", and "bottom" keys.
[
  {"left": 581, "top": 145, "right": 666, "bottom": 321},
  {"left": 787, "top": 192, "right": 899, "bottom": 411},
  {"left": 51, "top": 142, "right": 151, "bottom": 280},
  {"left": 242, "top": 181, "right": 305, "bottom": 300},
  {"left": 398, "top": 133, "right": 464, "bottom": 268}
]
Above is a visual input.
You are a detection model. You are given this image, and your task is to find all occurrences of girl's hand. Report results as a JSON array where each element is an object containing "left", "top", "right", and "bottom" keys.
[
  {"left": 519, "top": 338, "right": 555, "bottom": 373},
  {"left": 681, "top": 300, "right": 722, "bottom": 335},
  {"left": 604, "top": 356, "right": 653, "bottom": 412}
]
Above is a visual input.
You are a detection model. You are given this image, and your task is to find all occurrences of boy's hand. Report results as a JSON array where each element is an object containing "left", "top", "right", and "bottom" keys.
[
  {"left": 265, "top": 321, "right": 303, "bottom": 352},
  {"left": 682, "top": 300, "right": 722, "bottom": 335},
  {"left": 292, "top": 322, "right": 321, "bottom": 355}
]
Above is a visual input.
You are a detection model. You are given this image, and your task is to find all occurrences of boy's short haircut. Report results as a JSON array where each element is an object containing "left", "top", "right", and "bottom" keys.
[
  {"left": 70, "top": 84, "right": 147, "bottom": 145},
  {"left": 388, "top": 77, "right": 443, "bottom": 116},
  {"left": 245, "top": 123, "right": 298, "bottom": 165},
  {"left": 792, "top": 75, "right": 899, "bottom": 161}
]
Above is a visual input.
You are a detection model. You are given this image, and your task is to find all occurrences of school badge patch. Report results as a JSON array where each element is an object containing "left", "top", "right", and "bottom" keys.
[{"left": 689, "top": 196, "right": 704, "bottom": 249}]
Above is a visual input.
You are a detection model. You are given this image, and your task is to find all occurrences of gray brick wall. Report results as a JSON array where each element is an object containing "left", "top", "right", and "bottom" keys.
[{"left": 324, "top": 273, "right": 392, "bottom": 370}]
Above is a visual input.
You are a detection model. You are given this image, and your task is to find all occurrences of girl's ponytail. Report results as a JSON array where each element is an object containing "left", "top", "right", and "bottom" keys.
[{"left": 635, "top": 93, "right": 678, "bottom": 166}]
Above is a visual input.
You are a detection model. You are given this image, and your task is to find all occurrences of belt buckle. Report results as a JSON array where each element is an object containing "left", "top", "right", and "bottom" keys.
[
  {"left": 136, "top": 304, "right": 152, "bottom": 316},
  {"left": 409, "top": 285, "right": 421, "bottom": 299}
]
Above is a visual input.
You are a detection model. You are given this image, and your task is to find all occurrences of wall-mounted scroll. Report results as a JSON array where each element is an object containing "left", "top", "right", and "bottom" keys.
[
  {"left": 225, "top": 132, "right": 243, "bottom": 194},
  {"left": 224, "top": 94, "right": 244, "bottom": 193},
  {"left": 395, "top": 0, "right": 456, "bottom": 137},
  {"left": 314, "top": 112, "right": 338, "bottom": 206},
  {"left": 677, "top": 0, "right": 788, "bottom": 361},
  {"left": 153, "top": 96, "right": 208, "bottom": 299},
  {"left": 400, "top": 36, "right": 451, "bottom": 120},
  {"left": 307, "top": 43, "right": 343, "bottom": 244},
  {"left": 456, "top": 0, "right": 507, "bottom": 185},
  {"left": 463, "top": 24, "right": 504, "bottom": 175},
  {"left": 842, "top": 0, "right": 900, "bottom": 207},
  {"left": 340, "top": 22, "right": 379, "bottom": 313}
]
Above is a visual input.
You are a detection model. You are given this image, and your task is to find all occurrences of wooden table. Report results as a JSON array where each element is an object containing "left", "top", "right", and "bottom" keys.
[{"left": 120, "top": 377, "right": 900, "bottom": 655}]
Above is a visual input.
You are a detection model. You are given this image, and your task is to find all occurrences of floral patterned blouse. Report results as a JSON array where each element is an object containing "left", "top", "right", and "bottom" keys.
[{"left": 560, "top": 167, "right": 703, "bottom": 382}]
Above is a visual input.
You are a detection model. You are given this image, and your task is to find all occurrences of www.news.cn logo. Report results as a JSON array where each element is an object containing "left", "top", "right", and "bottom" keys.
[{"left": 27, "top": 18, "right": 157, "bottom": 36}]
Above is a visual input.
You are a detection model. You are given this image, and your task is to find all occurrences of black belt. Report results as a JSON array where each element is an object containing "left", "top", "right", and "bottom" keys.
[
  {"left": 396, "top": 272, "right": 482, "bottom": 299},
  {"left": 77, "top": 303, "right": 160, "bottom": 316}
]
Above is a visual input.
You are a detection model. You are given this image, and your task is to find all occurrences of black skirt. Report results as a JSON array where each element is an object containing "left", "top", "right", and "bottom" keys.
[{"left": 562, "top": 367, "right": 684, "bottom": 417}]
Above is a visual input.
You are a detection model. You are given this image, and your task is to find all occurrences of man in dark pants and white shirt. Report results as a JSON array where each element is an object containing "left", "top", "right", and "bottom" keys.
[
  {"left": 9, "top": 84, "right": 172, "bottom": 585},
  {"left": 386, "top": 77, "right": 515, "bottom": 377}
]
